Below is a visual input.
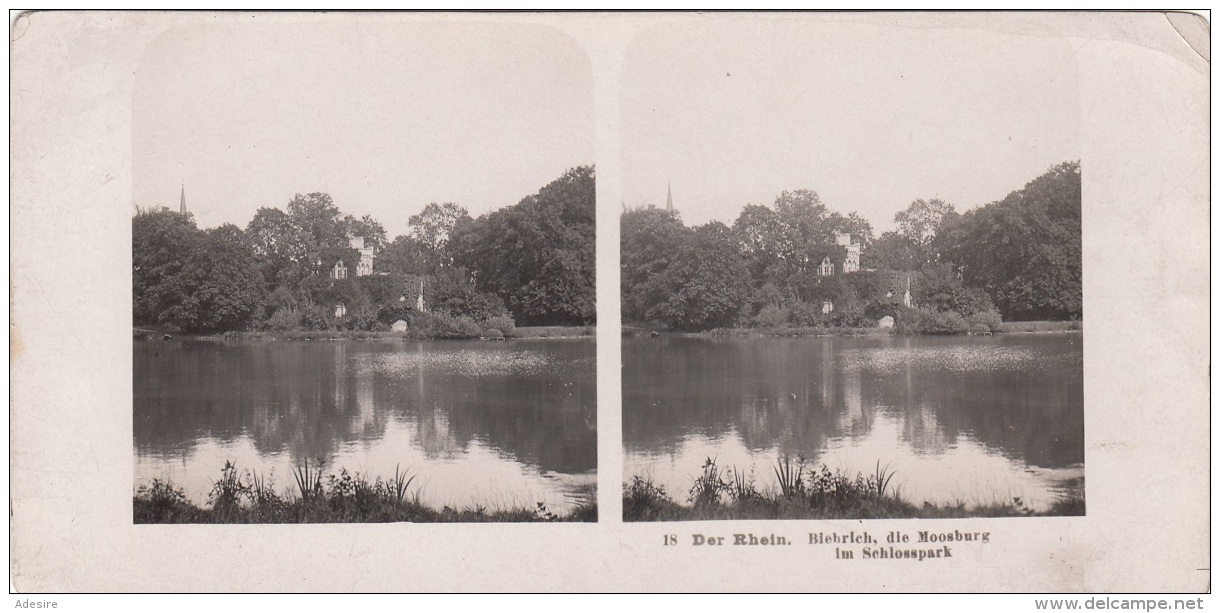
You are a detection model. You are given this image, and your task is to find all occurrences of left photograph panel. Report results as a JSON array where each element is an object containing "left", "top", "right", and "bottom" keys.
[{"left": 131, "top": 18, "right": 597, "bottom": 523}]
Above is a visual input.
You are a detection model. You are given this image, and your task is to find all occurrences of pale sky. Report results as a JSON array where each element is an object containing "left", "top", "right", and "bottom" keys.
[
  {"left": 620, "top": 18, "right": 1082, "bottom": 233},
  {"left": 133, "top": 19, "right": 593, "bottom": 239}
]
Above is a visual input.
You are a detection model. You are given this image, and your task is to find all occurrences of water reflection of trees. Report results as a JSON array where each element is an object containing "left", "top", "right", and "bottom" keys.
[
  {"left": 622, "top": 336, "right": 1083, "bottom": 469},
  {"left": 134, "top": 340, "right": 597, "bottom": 474}
]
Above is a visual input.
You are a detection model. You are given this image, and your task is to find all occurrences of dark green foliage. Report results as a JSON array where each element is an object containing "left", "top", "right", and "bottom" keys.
[
  {"left": 375, "top": 235, "right": 432, "bottom": 276},
  {"left": 451, "top": 166, "right": 596, "bottom": 326},
  {"left": 427, "top": 267, "right": 508, "bottom": 321},
  {"left": 895, "top": 306, "right": 970, "bottom": 335},
  {"left": 132, "top": 212, "right": 266, "bottom": 333},
  {"left": 137, "top": 167, "right": 593, "bottom": 336},
  {"left": 621, "top": 208, "right": 691, "bottom": 321},
  {"left": 483, "top": 314, "right": 517, "bottom": 338},
  {"left": 161, "top": 225, "right": 266, "bottom": 333},
  {"left": 132, "top": 479, "right": 203, "bottom": 523},
  {"left": 623, "top": 476, "right": 679, "bottom": 522},
  {"left": 689, "top": 457, "right": 730, "bottom": 507},
  {"left": 132, "top": 208, "right": 203, "bottom": 325},
  {"left": 864, "top": 230, "right": 922, "bottom": 271},
  {"left": 621, "top": 163, "right": 1079, "bottom": 332},
  {"left": 938, "top": 161, "right": 1081, "bottom": 320},
  {"left": 407, "top": 202, "right": 470, "bottom": 273},
  {"left": 641, "top": 222, "right": 754, "bottom": 331}
]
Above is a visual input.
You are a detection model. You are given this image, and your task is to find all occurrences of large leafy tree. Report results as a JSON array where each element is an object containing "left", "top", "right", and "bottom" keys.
[
  {"left": 132, "top": 208, "right": 203, "bottom": 325},
  {"left": 286, "top": 192, "right": 347, "bottom": 252},
  {"left": 245, "top": 206, "right": 309, "bottom": 287},
  {"left": 621, "top": 207, "right": 690, "bottom": 321},
  {"left": 866, "top": 230, "right": 922, "bottom": 271},
  {"left": 451, "top": 166, "right": 595, "bottom": 326},
  {"left": 641, "top": 222, "right": 754, "bottom": 331},
  {"left": 827, "top": 211, "right": 875, "bottom": 248},
  {"left": 895, "top": 198, "right": 955, "bottom": 250},
  {"left": 731, "top": 204, "right": 783, "bottom": 282},
  {"left": 375, "top": 234, "right": 431, "bottom": 276},
  {"left": 245, "top": 193, "right": 388, "bottom": 288},
  {"left": 868, "top": 198, "right": 957, "bottom": 271},
  {"left": 343, "top": 214, "right": 388, "bottom": 251},
  {"left": 771, "top": 189, "right": 835, "bottom": 267},
  {"left": 408, "top": 202, "right": 470, "bottom": 273},
  {"left": 938, "top": 161, "right": 1081, "bottom": 320},
  {"left": 159, "top": 224, "right": 266, "bottom": 333}
]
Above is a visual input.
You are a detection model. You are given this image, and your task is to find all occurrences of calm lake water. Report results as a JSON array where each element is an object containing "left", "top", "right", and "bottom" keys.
[
  {"left": 623, "top": 334, "right": 1084, "bottom": 512},
  {"left": 134, "top": 338, "right": 596, "bottom": 513}
]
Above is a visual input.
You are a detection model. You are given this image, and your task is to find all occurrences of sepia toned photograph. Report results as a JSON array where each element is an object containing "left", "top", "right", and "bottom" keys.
[
  {"left": 9, "top": 11, "right": 1209, "bottom": 594},
  {"left": 129, "top": 20, "right": 597, "bottom": 523},
  {"left": 621, "top": 20, "right": 1084, "bottom": 521}
]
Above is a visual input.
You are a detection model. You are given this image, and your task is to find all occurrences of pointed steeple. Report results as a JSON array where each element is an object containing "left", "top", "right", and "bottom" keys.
[
  {"left": 666, "top": 181, "right": 673, "bottom": 214},
  {"left": 179, "top": 182, "right": 186, "bottom": 215}
]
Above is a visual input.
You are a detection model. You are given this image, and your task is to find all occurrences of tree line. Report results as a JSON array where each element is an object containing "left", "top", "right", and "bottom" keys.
[
  {"left": 621, "top": 161, "right": 1081, "bottom": 332},
  {"left": 133, "top": 166, "right": 596, "bottom": 334}
]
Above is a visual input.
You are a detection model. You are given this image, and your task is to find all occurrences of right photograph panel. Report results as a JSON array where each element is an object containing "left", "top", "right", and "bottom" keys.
[{"left": 620, "top": 16, "right": 1084, "bottom": 521}]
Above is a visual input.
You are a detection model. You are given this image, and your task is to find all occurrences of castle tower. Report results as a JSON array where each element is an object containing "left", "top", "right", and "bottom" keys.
[{"left": 179, "top": 183, "right": 186, "bottom": 215}]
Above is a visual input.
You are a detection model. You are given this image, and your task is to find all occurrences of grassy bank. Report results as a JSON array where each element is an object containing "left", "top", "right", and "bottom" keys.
[
  {"left": 708, "top": 326, "right": 891, "bottom": 338},
  {"left": 135, "top": 461, "right": 596, "bottom": 523},
  {"left": 137, "top": 326, "right": 594, "bottom": 342},
  {"left": 623, "top": 323, "right": 886, "bottom": 338},
  {"left": 622, "top": 321, "right": 1082, "bottom": 338},
  {"left": 1001, "top": 320, "right": 1082, "bottom": 333},
  {"left": 624, "top": 458, "right": 1084, "bottom": 521},
  {"left": 513, "top": 326, "right": 595, "bottom": 338}
]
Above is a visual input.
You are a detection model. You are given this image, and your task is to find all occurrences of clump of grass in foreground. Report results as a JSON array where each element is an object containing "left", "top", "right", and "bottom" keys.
[
  {"left": 135, "top": 461, "right": 595, "bottom": 523},
  {"left": 623, "top": 457, "right": 1085, "bottom": 521}
]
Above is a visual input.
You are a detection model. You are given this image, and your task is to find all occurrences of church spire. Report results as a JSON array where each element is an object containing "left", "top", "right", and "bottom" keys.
[
  {"left": 666, "top": 181, "right": 673, "bottom": 214},
  {"left": 179, "top": 182, "right": 186, "bottom": 215}
]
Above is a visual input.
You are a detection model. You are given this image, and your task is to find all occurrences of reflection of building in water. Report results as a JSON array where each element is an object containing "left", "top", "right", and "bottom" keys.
[
  {"left": 901, "top": 404, "right": 951, "bottom": 455},
  {"left": 737, "top": 397, "right": 772, "bottom": 444},
  {"left": 820, "top": 338, "right": 834, "bottom": 410},
  {"left": 333, "top": 343, "right": 347, "bottom": 410},
  {"left": 414, "top": 399, "right": 461, "bottom": 458},
  {"left": 841, "top": 353, "right": 864, "bottom": 433},
  {"left": 355, "top": 358, "right": 376, "bottom": 434}
]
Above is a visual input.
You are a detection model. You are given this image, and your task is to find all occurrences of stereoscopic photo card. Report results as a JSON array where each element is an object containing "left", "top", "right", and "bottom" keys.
[{"left": 9, "top": 11, "right": 1210, "bottom": 593}]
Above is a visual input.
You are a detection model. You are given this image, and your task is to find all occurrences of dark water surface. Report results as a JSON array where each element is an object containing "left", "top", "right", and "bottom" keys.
[
  {"left": 134, "top": 338, "right": 596, "bottom": 512},
  {"left": 623, "top": 334, "right": 1083, "bottom": 511}
]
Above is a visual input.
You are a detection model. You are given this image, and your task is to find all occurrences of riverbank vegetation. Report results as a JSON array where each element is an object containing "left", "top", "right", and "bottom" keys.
[
  {"left": 623, "top": 457, "right": 1084, "bottom": 521},
  {"left": 621, "top": 162, "right": 1080, "bottom": 334},
  {"left": 135, "top": 461, "right": 596, "bottom": 523},
  {"left": 133, "top": 167, "right": 595, "bottom": 338}
]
